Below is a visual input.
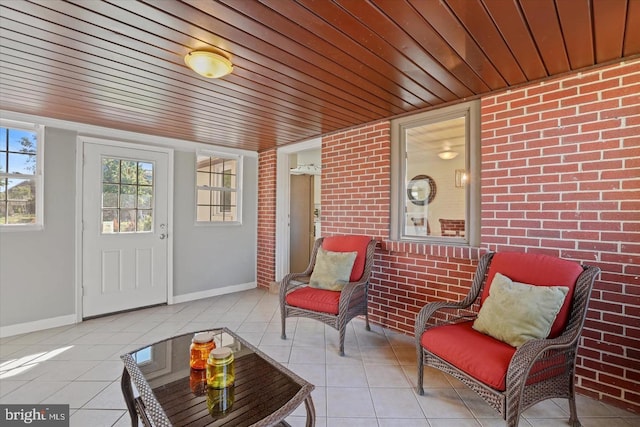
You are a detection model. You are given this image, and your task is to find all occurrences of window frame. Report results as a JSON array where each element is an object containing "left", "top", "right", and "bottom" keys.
[
  {"left": 195, "top": 151, "right": 242, "bottom": 225},
  {"left": 0, "top": 119, "right": 45, "bottom": 231},
  {"left": 390, "top": 101, "right": 481, "bottom": 246}
]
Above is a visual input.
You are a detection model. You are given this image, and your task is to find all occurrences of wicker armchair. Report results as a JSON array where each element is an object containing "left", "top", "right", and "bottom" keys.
[
  {"left": 280, "top": 235, "right": 377, "bottom": 356},
  {"left": 415, "top": 252, "right": 600, "bottom": 427}
]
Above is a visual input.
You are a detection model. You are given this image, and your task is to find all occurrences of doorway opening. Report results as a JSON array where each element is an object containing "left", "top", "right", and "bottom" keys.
[{"left": 275, "top": 138, "right": 321, "bottom": 282}]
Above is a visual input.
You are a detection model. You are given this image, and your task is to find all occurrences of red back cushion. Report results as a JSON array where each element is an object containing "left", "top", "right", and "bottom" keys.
[
  {"left": 482, "top": 252, "right": 584, "bottom": 338},
  {"left": 321, "top": 235, "right": 372, "bottom": 282}
]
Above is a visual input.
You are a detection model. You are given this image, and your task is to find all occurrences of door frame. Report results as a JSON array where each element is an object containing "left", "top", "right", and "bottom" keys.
[
  {"left": 275, "top": 137, "right": 320, "bottom": 281},
  {"left": 75, "top": 136, "right": 174, "bottom": 322}
]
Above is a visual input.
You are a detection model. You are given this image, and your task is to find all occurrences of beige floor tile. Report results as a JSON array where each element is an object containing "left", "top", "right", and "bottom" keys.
[
  {"left": 288, "top": 363, "right": 327, "bottom": 387},
  {"left": 416, "top": 388, "right": 475, "bottom": 419},
  {"left": 0, "top": 380, "right": 28, "bottom": 398},
  {"left": 327, "top": 363, "right": 368, "bottom": 387},
  {"left": 522, "top": 399, "right": 568, "bottom": 419},
  {"left": 70, "top": 409, "right": 126, "bottom": 427},
  {"left": 364, "top": 363, "right": 413, "bottom": 388},
  {"left": 369, "top": 387, "right": 425, "bottom": 418},
  {"left": 256, "top": 345, "right": 291, "bottom": 363},
  {"left": 293, "top": 329, "right": 326, "bottom": 347},
  {"left": 456, "top": 388, "right": 503, "bottom": 419},
  {"left": 1, "top": 288, "right": 638, "bottom": 427},
  {"left": 360, "top": 345, "right": 399, "bottom": 365},
  {"left": 76, "top": 360, "right": 124, "bottom": 381},
  {"left": 326, "top": 387, "right": 375, "bottom": 418},
  {"left": 285, "top": 415, "right": 327, "bottom": 427},
  {"left": 40, "top": 381, "right": 110, "bottom": 409},
  {"left": 83, "top": 381, "right": 128, "bottom": 410},
  {"left": 428, "top": 419, "right": 482, "bottom": 427},
  {"left": 325, "top": 417, "right": 378, "bottom": 426},
  {"left": 0, "top": 380, "right": 69, "bottom": 404},
  {"left": 289, "top": 345, "right": 326, "bottom": 364},
  {"left": 477, "top": 419, "right": 533, "bottom": 427},
  {"left": 378, "top": 419, "right": 430, "bottom": 426}
]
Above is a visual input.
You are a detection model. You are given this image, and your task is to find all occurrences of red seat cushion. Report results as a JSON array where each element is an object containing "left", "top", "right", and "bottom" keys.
[
  {"left": 421, "top": 321, "right": 516, "bottom": 391},
  {"left": 481, "top": 252, "right": 584, "bottom": 338},
  {"left": 286, "top": 287, "right": 340, "bottom": 315},
  {"left": 322, "top": 235, "right": 372, "bottom": 282}
]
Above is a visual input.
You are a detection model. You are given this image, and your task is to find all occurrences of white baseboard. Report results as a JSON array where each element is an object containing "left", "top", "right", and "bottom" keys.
[
  {"left": 171, "top": 282, "right": 257, "bottom": 304},
  {"left": 0, "top": 314, "right": 77, "bottom": 338}
]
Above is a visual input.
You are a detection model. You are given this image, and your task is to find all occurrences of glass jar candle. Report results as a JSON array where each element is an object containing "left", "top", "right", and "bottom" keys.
[
  {"left": 189, "top": 332, "right": 215, "bottom": 370},
  {"left": 206, "top": 347, "right": 235, "bottom": 388}
]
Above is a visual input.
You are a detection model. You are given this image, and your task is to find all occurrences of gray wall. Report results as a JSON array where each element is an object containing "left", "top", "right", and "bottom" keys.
[
  {"left": 173, "top": 151, "right": 258, "bottom": 295},
  {"left": 0, "top": 127, "right": 77, "bottom": 326},
  {"left": 0, "top": 126, "right": 258, "bottom": 331}
]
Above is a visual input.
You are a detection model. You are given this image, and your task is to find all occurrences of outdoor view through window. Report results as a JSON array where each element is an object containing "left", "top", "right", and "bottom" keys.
[
  {"left": 0, "top": 125, "right": 39, "bottom": 225},
  {"left": 101, "top": 158, "right": 154, "bottom": 233}
]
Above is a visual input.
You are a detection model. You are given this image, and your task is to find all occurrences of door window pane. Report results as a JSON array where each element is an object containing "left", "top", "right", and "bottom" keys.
[{"left": 101, "top": 157, "right": 154, "bottom": 233}]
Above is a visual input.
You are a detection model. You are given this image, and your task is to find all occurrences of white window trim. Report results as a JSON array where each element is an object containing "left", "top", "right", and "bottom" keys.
[
  {"left": 390, "top": 101, "right": 481, "bottom": 246},
  {"left": 194, "top": 150, "right": 243, "bottom": 225},
  {"left": 0, "top": 119, "right": 44, "bottom": 231}
]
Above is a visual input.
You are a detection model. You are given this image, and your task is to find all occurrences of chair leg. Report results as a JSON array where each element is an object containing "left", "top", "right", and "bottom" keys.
[
  {"left": 280, "top": 307, "right": 287, "bottom": 340},
  {"left": 416, "top": 348, "right": 424, "bottom": 395},
  {"left": 365, "top": 309, "right": 371, "bottom": 331},
  {"left": 339, "top": 323, "right": 345, "bottom": 356},
  {"left": 505, "top": 398, "right": 522, "bottom": 427},
  {"left": 568, "top": 380, "right": 581, "bottom": 426}
]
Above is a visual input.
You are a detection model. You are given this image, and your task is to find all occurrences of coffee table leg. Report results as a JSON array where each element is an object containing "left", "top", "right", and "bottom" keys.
[
  {"left": 120, "top": 368, "right": 138, "bottom": 427},
  {"left": 304, "top": 396, "right": 316, "bottom": 427}
]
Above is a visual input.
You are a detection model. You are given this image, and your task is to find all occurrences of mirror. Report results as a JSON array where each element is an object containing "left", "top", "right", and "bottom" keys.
[{"left": 407, "top": 175, "right": 437, "bottom": 206}]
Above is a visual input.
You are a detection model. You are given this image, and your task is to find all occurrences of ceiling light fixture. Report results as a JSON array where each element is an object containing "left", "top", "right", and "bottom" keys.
[
  {"left": 184, "top": 51, "right": 233, "bottom": 78},
  {"left": 438, "top": 150, "right": 458, "bottom": 160}
]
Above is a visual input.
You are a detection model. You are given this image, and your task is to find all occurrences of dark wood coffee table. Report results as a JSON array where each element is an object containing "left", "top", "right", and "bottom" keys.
[{"left": 120, "top": 328, "right": 315, "bottom": 426}]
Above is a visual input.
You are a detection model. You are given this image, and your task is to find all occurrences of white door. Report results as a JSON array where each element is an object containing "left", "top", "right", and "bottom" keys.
[{"left": 82, "top": 142, "right": 169, "bottom": 317}]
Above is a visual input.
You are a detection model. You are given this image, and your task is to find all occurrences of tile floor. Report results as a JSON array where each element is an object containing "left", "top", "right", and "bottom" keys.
[{"left": 1, "top": 288, "right": 638, "bottom": 427}]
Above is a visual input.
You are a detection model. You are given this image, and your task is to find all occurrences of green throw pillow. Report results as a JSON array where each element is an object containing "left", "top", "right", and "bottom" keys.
[
  {"left": 472, "top": 272, "right": 569, "bottom": 347},
  {"left": 309, "top": 248, "right": 358, "bottom": 291}
]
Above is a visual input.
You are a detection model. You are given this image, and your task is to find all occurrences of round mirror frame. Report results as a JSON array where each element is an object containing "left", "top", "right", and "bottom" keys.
[{"left": 407, "top": 174, "right": 437, "bottom": 206}]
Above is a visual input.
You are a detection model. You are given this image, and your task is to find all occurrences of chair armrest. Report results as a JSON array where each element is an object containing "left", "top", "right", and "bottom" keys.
[
  {"left": 505, "top": 333, "right": 576, "bottom": 391},
  {"left": 279, "top": 272, "right": 310, "bottom": 303},
  {"left": 414, "top": 300, "right": 473, "bottom": 340},
  {"left": 338, "top": 278, "right": 368, "bottom": 306},
  {"left": 414, "top": 252, "right": 495, "bottom": 341}
]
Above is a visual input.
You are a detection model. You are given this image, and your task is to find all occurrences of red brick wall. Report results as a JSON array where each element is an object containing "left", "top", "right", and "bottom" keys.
[
  {"left": 316, "top": 59, "right": 640, "bottom": 412},
  {"left": 256, "top": 148, "right": 277, "bottom": 289},
  {"left": 482, "top": 60, "right": 640, "bottom": 411}
]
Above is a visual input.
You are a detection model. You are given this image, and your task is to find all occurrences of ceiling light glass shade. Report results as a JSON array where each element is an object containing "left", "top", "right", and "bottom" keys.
[
  {"left": 184, "top": 51, "right": 233, "bottom": 78},
  {"left": 438, "top": 150, "right": 458, "bottom": 160}
]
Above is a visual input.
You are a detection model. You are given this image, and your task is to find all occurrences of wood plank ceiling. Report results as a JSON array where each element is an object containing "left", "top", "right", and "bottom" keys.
[{"left": 1, "top": 0, "right": 639, "bottom": 152}]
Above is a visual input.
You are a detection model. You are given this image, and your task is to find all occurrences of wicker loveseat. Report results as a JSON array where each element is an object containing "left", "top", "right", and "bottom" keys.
[
  {"left": 280, "top": 235, "right": 377, "bottom": 355},
  {"left": 415, "top": 252, "right": 600, "bottom": 426}
]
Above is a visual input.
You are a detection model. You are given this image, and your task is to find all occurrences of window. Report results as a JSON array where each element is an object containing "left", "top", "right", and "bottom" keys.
[
  {"left": 196, "top": 153, "right": 241, "bottom": 223},
  {"left": 101, "top": 157, "right": 154, "bottom": 233},
  {"left": 390, "top": 101, "right": 480, "bottom": 245},
  {"left": 0, "top": 120, "right": 44, "bottom": 229}
]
